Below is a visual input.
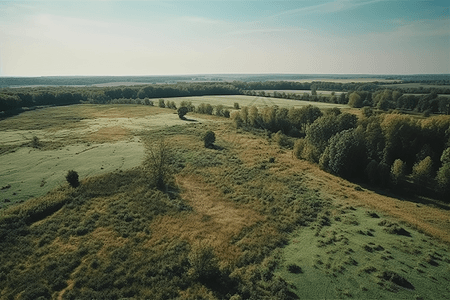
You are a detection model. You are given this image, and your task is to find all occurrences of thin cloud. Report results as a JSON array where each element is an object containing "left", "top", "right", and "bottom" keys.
[
  {"left": 229, "top": 27, "right": 307, "bottom": 36},
  {"left": 180, "top": 16, "right": 226, "bottom": 25},
  {"left": 271, "top": 0, "right": 385, "bottom": 18}
]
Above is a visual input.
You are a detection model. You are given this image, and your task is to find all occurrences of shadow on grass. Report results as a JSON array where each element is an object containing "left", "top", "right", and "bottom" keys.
[
  {"left": 179, "top": 116, "right": 198, "bottom": 122},
  {"left": 354, "top": 180, "right": 450, "bottom": 211}
]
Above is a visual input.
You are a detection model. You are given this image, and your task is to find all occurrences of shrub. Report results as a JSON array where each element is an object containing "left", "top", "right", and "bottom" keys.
[
  {"left": 143, "top": 98, "right": 153, "bottom": 106},
  {"left": 180, "top": 100, "right": 195, "bottom": 112},
  {"left": 203, "top": 131, "right": 216, "bottom": 148},
  {"left": 31, "top": 136, "right": 40, "bottom": 148},
  {"left": 293, "top": 139, "right": 306, "bottom": 159},
  {"left": 166, "top": 101, "right": 177, "bottom": 109},
  {"left": 273, "top": 131, "right": 291, "bottom": 148},
  {"left": 158, "top": 99, "right": 165, "bottom": 108},
  {"left": 196, "top": 103, "right": 213, "bottom": 115},
  {"left": 66, "top": 170, "right": 80, "bottom": 188},
  {"left": 177, "top": 106, "right": 189, "bottom": 119},
  {"left": 234, "top": 102, "right": 240, "bottom": 109}
]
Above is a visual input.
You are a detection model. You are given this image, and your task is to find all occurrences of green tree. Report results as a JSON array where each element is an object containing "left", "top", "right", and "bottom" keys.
[
  {"left": 177, "top": 106, "right": 189, "bottom": 119},
  {"left": 348, "top": 92, "right": 363, "bottom": 108},
  {"left": 158, "top": 99, "right": 165, "bottom": 108},
  {"left": 390, "top": 159, "right": 406, "bottom": 186},
  {"left": 321, "top": 129, "right": 367, "bottom": 178},
  {"left": 441, "top": 147, "right": 450, "bottom": 164},
  {"left": 66, "top": 170, "right": 80, "bottom": 188},
  {"left": 203, "top": 131, "right": 216, "bottom": 148},
  {"left": 436, "top": 163, "right": 450, "bottom": 199},
  {"left": 411, "top": 156, "right": 434, "bottom": 185}
]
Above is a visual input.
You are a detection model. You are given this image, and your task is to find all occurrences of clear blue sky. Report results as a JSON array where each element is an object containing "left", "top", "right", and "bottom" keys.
[{"left": 1, "top": 0, "right": 449, "bottom": 76}]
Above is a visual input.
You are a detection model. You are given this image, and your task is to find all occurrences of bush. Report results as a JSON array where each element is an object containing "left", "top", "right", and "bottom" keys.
[
  {"left": 177, "top": 106, "right": 189, "bottom": 119},
  {"left": 66, "top": 170, "right": 80, "bottom": 188},
  {"left": 293, "top": 139, "right": 306, "bottom": 159},
  {"left": 203, "top": 131, "right": 216, "bottom": 148},
  {"left": 166, "top": 101, "right": 177, "bottom": 109},
  {"left": 196, "top": 103, "right": 213, "bottom": 115},
  {"left": 273, "top": 131, "right": 291, "bottom": 148},
  {"left": 158, "top": 99, "right": 165, "bottom": 108},
  {"left": 215, "top": 104, "right": 224, "bottom": 117},
  {"left": 31, "top": 136, "right": 40, "bottom": 148},
  {"left": 180, "top": 100, "right": 195, "bottom": 112},
  {"left": 234, "top": 102, "right": 240, "bottom": 109}
]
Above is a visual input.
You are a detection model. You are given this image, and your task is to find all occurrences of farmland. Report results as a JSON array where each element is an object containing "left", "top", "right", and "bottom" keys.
[{"left": 0, "top": 98, "right": 449, "bottom": 299}]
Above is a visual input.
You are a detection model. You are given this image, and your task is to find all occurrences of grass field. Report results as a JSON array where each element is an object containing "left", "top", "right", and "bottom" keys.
[
  {"left": 380, "top": 83, "right": 450, "bottom": 89},
  {"left": 0, "top": 102, "right": 449, "bottom": 299},
  {"left": 162, "top": 95, "right": 349, "bottom": 110}
]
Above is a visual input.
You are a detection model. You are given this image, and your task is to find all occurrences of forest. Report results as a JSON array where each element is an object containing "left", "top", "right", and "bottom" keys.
[
  {"left": 230, "top": 105, "right": 450, "bottom": 201},
  {"left": 1, "top": 79, "right": 450, "bottom": 117}
]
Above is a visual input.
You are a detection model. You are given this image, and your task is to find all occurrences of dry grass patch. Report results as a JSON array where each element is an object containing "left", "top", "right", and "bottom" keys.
[
  {"left": 147, "top": 175, "right": 265, "bottom": 263},
  {"left": 87, "top": 126, "right": 131, "bottom": 142}
]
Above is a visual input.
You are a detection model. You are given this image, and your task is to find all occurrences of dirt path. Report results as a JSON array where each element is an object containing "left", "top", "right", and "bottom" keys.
[{"left": 146, "top": 175, "right": 264, "bottom": 262}]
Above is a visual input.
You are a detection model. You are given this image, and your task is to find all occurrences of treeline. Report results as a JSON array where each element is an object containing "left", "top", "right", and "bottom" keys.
[
  {"left": 0, "top": 83, "right": 241, "bottom": 114},
  {"left": 2, "top": 80, "right": 450, "bottom": 116},
  {"left": 347, "top": 90, "right": 450, "bottom": 115},
  {"left": 231, "top": 105, "right": 450, "bottom": 200}
]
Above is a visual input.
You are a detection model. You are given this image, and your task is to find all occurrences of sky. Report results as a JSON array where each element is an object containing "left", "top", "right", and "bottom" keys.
[{"left": 0, "top": 0, "right": 449, "bottom": 76}]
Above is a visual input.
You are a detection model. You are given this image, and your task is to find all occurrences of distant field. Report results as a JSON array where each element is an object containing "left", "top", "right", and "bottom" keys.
[
  {"left": 381, "top": 83, "right": 450, "bottom": 89},
  {"left": 290, "top": 78, "right": 400, "bottom": 83},
  {"left": 162, "top": 95, "right": 349, "bottom": 109},
  {"left": 258, "top": 89, "right": 344, "bottom": 96}
]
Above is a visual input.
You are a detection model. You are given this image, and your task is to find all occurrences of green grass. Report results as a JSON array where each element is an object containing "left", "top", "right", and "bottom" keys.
[
  {"left": 277, "top": 206, "right": 450, "bottom": 299},
  {"left": 0, "top": 139, "right": 145, "bottom": 210},
  {"left": 162, "top": 95, "right": 349, "bottom": 110}
]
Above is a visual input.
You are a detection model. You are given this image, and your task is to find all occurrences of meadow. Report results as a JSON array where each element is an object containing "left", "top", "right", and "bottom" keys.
[{"left": 0, "top": 99, "right": 449, "bottom": 299}]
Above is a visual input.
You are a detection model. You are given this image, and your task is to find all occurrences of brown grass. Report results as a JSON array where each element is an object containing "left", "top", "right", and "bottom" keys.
[
  {"left": 84, "top": 105, "right": 166, "bottom": 119},
  {"left": 87, "top": 126, "right": 131, "bottom": 142},
  {"left": 146, "top": 174, "right": 265, "bottom": 263}
]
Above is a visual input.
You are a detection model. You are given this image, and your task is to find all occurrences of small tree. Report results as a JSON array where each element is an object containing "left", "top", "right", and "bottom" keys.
[
  {"left": 146, "top": 138, "right": 172, "bottom": 190},
  {"left": 348, "top": 92, "right": 363, "bottom": 108},
  {"left": 177, "top": 106, "right": 189, "bottom": 119},
  {"left": 203, "top": 131, "right": 216, "bottom": 148},
  {"left": 66, "top": 170, "right": 79, "bottom": 188},
  {"left": 158, "top": 99, "right": 165, "bottom": 108},
  {"left": 411, "top": 156, "right": 433, "bottom": 185},
  {"left": 390, "top": 159, "right": 406, "bottom": 186},
  {"left": 234, "top": 102, "right": 240, "bottom": 109}
]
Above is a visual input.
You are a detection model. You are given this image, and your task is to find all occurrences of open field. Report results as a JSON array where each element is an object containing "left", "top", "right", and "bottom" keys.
[
  {"left": 0, "top": 103, "right": 449, "bottom": 299},
  {"left": 380, "top": 83, "right": 450, "bottom": 89},
  {"left": 162, "top": 95, "right": 349, "bottom": 110},
  {"left": 258, "top": 90, "right": 344, "bottom": 97},
  {"left": 0, "top": 104, "right": 213, "bottom": 209},
  {"left": 289, "top": 78, "right": 401, "bottom": 83}
]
